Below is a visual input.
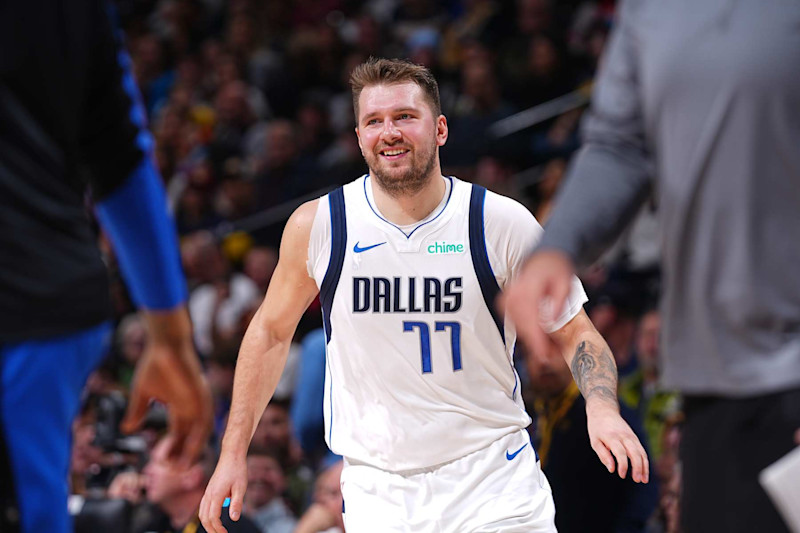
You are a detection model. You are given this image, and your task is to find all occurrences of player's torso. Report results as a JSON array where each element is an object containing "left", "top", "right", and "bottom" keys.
[{"left": 314, "top": 176, "right": 529, "bottom": 471}]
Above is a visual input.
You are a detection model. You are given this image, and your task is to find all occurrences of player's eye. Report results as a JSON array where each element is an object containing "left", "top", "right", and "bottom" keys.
[{"left": 399, "top": 113, "right": 412, "bottom": 120}]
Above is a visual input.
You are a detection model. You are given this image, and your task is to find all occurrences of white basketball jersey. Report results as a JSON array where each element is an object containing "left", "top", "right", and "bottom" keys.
[{"left": 307, "top": 175, "right": 587, "bottom": 472}]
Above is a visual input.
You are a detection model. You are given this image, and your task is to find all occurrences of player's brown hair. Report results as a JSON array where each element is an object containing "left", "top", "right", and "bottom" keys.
[{"left": 349, "top": 57, "right": 442, "bottom": 121}]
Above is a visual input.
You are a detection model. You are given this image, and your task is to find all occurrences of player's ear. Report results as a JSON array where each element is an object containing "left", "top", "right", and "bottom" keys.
[{"left": 436, "top": 115, "right": 448, "bottom": 147}]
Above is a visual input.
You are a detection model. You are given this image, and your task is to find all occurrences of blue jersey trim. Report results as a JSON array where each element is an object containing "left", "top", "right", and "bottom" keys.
[
  {"left": 468, "top": 185, "right": 505, "bottom": 344},
  {"left": 363, "top": 176, "right": 454, "bottom": 239},
  {"left": 95, "top": 3, "right": 184, "bottom": 309},
  {"left": 95, "top": 158, "right": 187, "bottom": 310},
  {"left": 511, "top": 344, "right": 521, "bottom": 401},
  {"left": 526, "top": 427, "right": 540, "bottom": 462},
  {"left": 320, "top": 187, "right": 347, "bottom": 344},
  {"left": 319, "top": 188, "right": 346, "bottom": 445},
  {"left": 106, "top": 2, "right": 155, "bottom": 156}
]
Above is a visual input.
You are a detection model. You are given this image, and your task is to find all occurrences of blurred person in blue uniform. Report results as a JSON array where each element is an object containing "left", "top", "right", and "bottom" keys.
[{"left": 0, "top": 2, "right": 212, "bottom": 532}]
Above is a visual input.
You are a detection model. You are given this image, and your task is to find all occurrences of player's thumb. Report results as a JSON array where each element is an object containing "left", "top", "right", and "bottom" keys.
[
  {"left": 121, "top": 386, "right": 149, "bottom": 434},
  {"left": 228, "top": 479, "right": 246, "bottom": 521}
]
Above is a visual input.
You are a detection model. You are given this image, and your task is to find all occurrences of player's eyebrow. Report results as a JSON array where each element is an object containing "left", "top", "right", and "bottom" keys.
[{"left": 361, "top": 107, "right": 420, "bottom": 122}]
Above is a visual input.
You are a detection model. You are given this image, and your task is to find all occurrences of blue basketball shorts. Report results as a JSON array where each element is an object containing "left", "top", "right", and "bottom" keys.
[{"left": 0, "top": 321, "right": 111, "bottom": 533}]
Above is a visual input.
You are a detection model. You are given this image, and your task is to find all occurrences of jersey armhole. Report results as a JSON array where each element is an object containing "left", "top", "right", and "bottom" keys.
[
  {"left": 319, "top": 187, "right": 347, "bottom": 343},
  {"left": 307, "top": 199, "right": 332, "bottom": 283},
  {"left": 468, "top": 184, "right": 505, "bottom": 344}
]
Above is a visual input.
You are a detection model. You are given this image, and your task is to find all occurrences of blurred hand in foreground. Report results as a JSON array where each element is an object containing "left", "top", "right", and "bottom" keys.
[
  {"left": 503, "top": 249, "right": 576, "bottom": 358},
  {"left": 121, "top": 307, "right": 213, "bottom": 468}
]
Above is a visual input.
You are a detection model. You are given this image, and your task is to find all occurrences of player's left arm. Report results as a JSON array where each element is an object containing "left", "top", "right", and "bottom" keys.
[{"left": 549, "top": 310, "right": 650, "bottom": 483}]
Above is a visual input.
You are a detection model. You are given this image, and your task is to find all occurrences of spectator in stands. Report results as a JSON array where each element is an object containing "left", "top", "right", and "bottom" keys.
[
  {"left": 174, "top": 161, "right": 222, "bottom": 235},
  {"left": 107, "top": 469, "right": 145, "bottom": 506},
  {"left": 251, "top": 400, "right": 312, "bottom": 514},
  {"left": 529, "top": 107, "right": 582, "bottom": 162},
  {"left": 244, "top": 447, "right": 297, "bottom": 533},
  {"left": 647, "top": 412, "right": 683, "bottom": 533},
  {"left": 135, "top": 436, "right": 260, "bottom": 533},
  {"left": 131, "top": 33, "right": 175, "bottom": 115},
  {"left": 587, "top": 281, "right": 641, "bottom": 380},
  {"left": 527, "top": 343, "right": 658, "bottom": 532},
  {"left": 517, "top": 0, "right": 555, "bottom": 36},
  {"left": 243, "top": 246, "right": 279, "bottom": 296},
  {"left": 70, "top": 415, "right": 104, "bottom": 498},
  {"left": 289, "top": 329, "right": 342, "bottom": 467},
  {"left": 254, "top": 120, "right": 319, "bottom": 211},
  {"left": 114, "top": 313, "right": 147, "bottom": 389},
  {"left": 295, "top": 461, "right": 345, "bottom": 533},
  {"left": 619, "top": 308, "right": 680, "bottom": 462},
  {"left": 472, "top": 156, "right": 517, "bottom": 199},
  {"left": 532, "top": 157, "right": 566, "bottom": 223},
  {"left": 215, "top": 160, "right": 260, "bottom": 221},
  {"left": 206, "top": 348, "right": 238, "bottom": 440},
  {"left": 296, "top": 95, "right": 336, "bottom": 165},
  {"left": 209, "top": 80, "right": 265, "bottom": 173},
  {"left": 188, "top": 232, "right": 260, "bottom": 357},
  {"left": 444, "top": 58, "right": 515, "bottom": 170}
]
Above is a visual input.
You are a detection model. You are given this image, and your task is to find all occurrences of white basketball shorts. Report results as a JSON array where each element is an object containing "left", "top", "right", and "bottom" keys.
[{"left": 340, "top": 429, "right": 557, "bottom": 532}]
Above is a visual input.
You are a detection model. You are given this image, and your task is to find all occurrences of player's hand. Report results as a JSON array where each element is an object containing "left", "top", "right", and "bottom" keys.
[
  {"left": 199, "top": 453, "right": 249, "bottom": 533},
  {"left": 586, "top": 402, "right": 650, "bottom": 483},
  {"left": 503, "top": 249, "right": 575, "bottom": 358},
  {"left": 121, "top": 307, "right": 213, "bottom": 468}
]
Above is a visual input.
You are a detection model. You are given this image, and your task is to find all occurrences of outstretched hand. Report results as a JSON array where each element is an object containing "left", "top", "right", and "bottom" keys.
[
  {"left": 503, "top": 249, "right": 575, "bottom": 356},
  {"left": 586, "top": 402, "right": 650, "bottom": 483}
]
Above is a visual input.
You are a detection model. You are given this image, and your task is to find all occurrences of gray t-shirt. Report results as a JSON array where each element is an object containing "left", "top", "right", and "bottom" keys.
[{"left": 539, "top": 0, "right": 800, "bottom": 396}]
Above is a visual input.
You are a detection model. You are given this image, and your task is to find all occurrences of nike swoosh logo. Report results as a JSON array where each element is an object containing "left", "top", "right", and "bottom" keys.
[
  {"left": 506, "top": 443, "right": 528, "bottom": 461},
  {"left": 353, "top": 241, "right": 387, "bottom": 253}
]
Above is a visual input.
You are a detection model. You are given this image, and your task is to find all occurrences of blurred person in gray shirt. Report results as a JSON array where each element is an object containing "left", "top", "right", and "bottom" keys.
[{"left": 504, "top": 1, "right": 800, "bottom": 532}]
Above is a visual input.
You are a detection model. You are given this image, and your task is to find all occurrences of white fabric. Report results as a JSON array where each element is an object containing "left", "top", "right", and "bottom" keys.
[
  {"left": 341, "top": 429, "right": 556, "bottom": 532},
  {"left": 308, "top": 175, "right": 587, "bottom": 471},
  {"left": 188, "top": 273, "right": 260, "bottom": 356}
]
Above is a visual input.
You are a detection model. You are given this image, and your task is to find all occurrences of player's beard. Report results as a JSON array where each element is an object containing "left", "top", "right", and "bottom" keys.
[{"left": 366, "top": 140, "right": 438, "bottom": 197}]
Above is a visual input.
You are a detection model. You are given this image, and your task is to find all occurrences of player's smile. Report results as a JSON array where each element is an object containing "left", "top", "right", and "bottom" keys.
[{"left": 379, "top": 146, "right": 410, "bottom": 161}]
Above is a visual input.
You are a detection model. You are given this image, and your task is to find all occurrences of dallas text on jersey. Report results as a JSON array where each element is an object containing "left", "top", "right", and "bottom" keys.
[{"left": 352, "top": 277, "right": 463, "bottom": 313}]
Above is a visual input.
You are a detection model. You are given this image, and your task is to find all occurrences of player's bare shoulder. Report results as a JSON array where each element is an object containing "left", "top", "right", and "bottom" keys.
[
  {"left": 284, "top": 199, "right": 320, "bottom": 239},
  {"left": 277, "top": 199, "right": 321, "bottom": 270}
]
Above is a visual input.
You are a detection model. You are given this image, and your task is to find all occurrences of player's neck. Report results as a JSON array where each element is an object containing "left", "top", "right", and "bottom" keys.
[{"left": 371, "top": 173, "right": 447, "bottom": 226}]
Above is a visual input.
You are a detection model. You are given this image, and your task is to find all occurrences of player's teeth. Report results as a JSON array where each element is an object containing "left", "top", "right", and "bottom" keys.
[{"left": 383, "top": 149, "right": 406, "bottom": 155}]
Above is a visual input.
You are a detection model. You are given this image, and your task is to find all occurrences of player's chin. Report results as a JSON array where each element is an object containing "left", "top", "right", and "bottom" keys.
[{"left": 379, "top": 156, "right": 411, "bottom": 168}]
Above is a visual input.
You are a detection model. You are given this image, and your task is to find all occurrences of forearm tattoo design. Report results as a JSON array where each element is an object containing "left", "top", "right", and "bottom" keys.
[{"left": 571, "top": 340, "right": 618, "bottom": 406}]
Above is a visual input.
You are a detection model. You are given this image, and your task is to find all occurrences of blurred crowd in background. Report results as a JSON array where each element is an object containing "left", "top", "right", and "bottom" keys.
[{"left": 70, "top": 0, "right": 683, "bottom": 531}]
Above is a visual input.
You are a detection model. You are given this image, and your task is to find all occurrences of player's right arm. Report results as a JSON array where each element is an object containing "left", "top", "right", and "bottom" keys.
[{"left": 199, "top": 199, "right": 321, "bottom": 533}]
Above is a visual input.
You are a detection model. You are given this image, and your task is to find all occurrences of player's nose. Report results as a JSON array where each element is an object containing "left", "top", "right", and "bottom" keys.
[{"left": 380, "top": 120, "right": 402, "bottom": 142}]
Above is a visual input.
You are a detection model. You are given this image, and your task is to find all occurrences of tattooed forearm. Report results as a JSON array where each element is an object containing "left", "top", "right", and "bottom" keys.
[{"left": 570, "top": 341, "right": 618, "bottom": 407}]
